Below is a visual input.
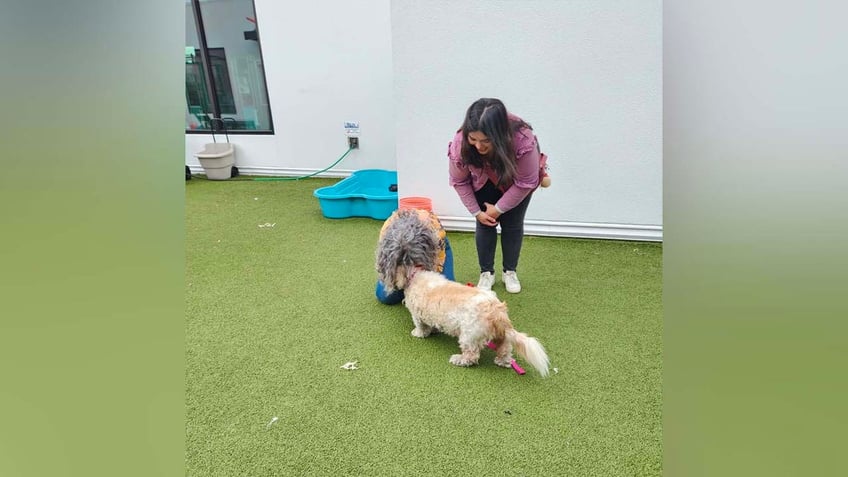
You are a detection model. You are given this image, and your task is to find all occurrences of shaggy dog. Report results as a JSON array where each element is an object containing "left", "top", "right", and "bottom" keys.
[
  {"left": 402, "top": 269, "right": 550, "bottom": 377},
  {"left": 375, "top": 209, "right": 443, "bottom": 294},
  {"left": 375, "top": 208, "right": 550, "bottom": 376}
]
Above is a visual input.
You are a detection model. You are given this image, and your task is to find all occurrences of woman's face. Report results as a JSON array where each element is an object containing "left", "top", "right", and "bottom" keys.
[{"left": 467, "top": 131, "right": 492, "bottom": 156}]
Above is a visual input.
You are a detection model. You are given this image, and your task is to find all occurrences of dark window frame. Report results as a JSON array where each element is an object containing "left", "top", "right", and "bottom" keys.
[{"left": 186, "top": 0, "right": 274, "bottom": 135}]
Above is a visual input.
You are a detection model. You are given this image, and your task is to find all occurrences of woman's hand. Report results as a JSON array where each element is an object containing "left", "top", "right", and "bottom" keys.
[
  {"left": 483, "top": 202, "right": 502, "bottom": 220},
  {"left": 475, "top": 210, "right": 498, "bottom": 226}
]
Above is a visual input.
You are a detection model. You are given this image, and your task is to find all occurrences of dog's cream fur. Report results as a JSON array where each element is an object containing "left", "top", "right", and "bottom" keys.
[{"left": 403, "top": 269, "right": 550, "bottom": 377}]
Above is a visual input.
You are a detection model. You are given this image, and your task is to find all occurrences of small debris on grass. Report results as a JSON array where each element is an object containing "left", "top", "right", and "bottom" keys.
[
  {"left": 504, "top": 409, "right": 512, "bottom": 415},
  {"left": 254, "top": 197, "right": 259, "bottom": 200},
  {"left": 340, "top": 361, "right": 359, "bottom": 370},
  {"left": 266, "top": 416, "right": 279, "bottom": 428},
  {"left": 553, "top": 367, "right": 559, "bottom": 374},
  {"left": 258, "top": 223, "right": 276, "bottom": 228}
]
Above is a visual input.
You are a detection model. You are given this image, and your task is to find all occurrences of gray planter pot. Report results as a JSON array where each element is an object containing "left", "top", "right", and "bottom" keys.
[{"left": 195, "top": 143, "right": 235, "bottom": 180}]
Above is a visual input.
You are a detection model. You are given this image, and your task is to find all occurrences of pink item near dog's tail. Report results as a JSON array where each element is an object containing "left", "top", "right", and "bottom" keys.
[
  {"left": 486, "top": 341, "right": 526, "bottom": 375},
  {"left": 510, "top": 361, "right": 526, "bottom": 375}
]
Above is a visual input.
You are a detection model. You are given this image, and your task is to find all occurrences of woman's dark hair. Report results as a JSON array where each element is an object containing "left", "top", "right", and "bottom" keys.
[{"left": 460, "top": 98, "right": 532, "bottom": 188}]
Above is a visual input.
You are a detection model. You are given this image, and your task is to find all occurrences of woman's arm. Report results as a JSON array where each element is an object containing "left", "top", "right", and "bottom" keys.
[
  {"left": 494, "top": 137, "right": 541, "bottom": 213},
  {"left": 448, "top": 140, "right": 482, "bottom": 215}
]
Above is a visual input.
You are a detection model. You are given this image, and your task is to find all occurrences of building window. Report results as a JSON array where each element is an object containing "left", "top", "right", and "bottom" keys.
[{"left": 185, "top": 0, "right": 273, "bottom": 133}]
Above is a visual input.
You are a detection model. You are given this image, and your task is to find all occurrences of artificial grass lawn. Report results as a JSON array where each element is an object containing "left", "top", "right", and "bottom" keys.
[{"left": 186, "top": 177, "right": 662, "bottom": 476}]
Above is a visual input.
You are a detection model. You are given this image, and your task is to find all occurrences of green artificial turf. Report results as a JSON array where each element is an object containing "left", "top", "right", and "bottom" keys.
[{"left": 186, "top": 176, "right": 662, "bottom": 476}]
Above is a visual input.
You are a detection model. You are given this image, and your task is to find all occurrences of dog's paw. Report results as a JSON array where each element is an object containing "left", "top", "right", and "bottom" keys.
[
  {"left": 449, "top": 354, "right": 476, "bottom": 367},
  {"left": 411, "top": 328, "right": 430, "bottom": 338},
  {"left": 494, "top": 356, "right": 514, "bottom": 368}
]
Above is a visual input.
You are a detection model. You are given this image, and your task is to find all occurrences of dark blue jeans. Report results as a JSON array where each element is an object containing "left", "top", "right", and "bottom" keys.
[
  {"left": 375, "top": 237, "right": 455, "bottom": 305},
  {"left": 474, "top": 180, "right": 533, "bottom": 274}
]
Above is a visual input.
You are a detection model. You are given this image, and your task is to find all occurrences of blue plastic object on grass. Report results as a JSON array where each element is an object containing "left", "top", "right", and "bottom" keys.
[{"left": 313, "top": 169, "right": 399, "bottom": 220}]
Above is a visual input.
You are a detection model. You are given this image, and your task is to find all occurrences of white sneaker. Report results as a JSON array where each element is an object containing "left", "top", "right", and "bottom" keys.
[
  {"left": 502, "top": 271, "right": 521, "bottom": 293},
  {"left": 477, "top": 271, "right": 495, "bottom": 291}
]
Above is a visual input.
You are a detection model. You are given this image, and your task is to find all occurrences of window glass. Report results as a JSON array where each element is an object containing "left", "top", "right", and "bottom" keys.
[{"left": 185, "top": 0, "right": 273, "bottom": 132}]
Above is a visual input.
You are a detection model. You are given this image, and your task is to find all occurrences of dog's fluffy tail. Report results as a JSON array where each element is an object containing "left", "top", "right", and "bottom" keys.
[{"left": 507, "top": 329, "right": 550, "bottom": 377}]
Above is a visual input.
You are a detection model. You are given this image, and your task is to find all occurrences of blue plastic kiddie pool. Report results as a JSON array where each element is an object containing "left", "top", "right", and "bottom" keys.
[{"left": 313, "top": 169, "right": 399, "bottom": 220}]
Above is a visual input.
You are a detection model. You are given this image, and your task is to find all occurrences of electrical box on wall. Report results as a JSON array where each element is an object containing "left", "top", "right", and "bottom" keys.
[
  {"left": 344, "top": 121, "right": 360, "bottom": 148},
  {"left": 344, "top": 121, "right": 360, "bottom": 137}
]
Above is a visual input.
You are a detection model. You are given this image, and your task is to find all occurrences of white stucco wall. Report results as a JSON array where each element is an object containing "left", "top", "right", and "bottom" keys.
[
  {"left": 186, "top": 0, "right": 396, "bottom": 176},
  {"left": 186, "top": 0, "right": 662, "bottom": 240},
  {"left": 391, "top": 0, "right": 662, "bottom": 240}
]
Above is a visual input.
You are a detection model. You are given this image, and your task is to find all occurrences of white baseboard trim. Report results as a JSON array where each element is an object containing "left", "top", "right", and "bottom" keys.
[
  {"left": 187, "top": 165, "right": 353, "bottom": 178},
  {"left": 438, "top": 216, "right": 663, "bottom": 242}
]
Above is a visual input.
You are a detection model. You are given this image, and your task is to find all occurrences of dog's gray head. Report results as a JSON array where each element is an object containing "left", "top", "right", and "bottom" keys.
[{"left": 375, "top": 209, "right": 440, "bottom": 292}]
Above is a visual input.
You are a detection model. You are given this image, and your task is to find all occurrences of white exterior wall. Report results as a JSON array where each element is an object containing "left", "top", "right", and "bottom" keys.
[
  {"left": 391, "top": 0, "right": 662, "bottom": 240},
  {"left": 186, "top": 1, "right": 662, "bottom": 240},
  {"left": 186, "top": 0, "right": 396, "bottom": 176}
]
